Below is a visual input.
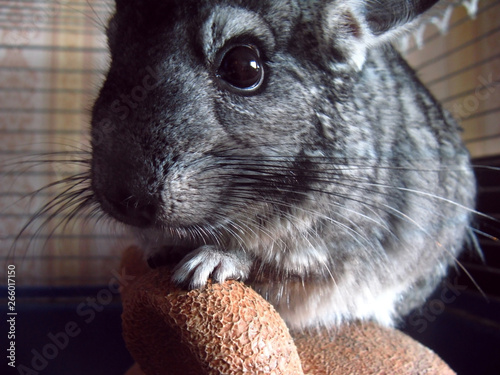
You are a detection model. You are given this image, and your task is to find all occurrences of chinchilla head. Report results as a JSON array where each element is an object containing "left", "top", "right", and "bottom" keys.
[{"left": 90, "top": 0, "right": 443, "bottom": 241}]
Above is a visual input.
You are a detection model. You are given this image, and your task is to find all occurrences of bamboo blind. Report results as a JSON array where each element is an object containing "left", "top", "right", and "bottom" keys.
[
  {"left": 402, "top": 0, "right": 500, "bottom": 157},
  {"left": 0, "top": 0, "right": 130, "bottom": 286},
  {"left": 0, "top": 0, "right": 499, "bottom": 286}
]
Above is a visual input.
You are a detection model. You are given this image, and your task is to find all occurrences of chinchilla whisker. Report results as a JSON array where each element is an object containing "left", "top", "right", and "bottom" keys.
[
  {"left": 216, "top": 201, "right": 279, "bottom": 245},
  {"left": 467, "top": 227, "right": 486, "bottom": 262},
  {"left": 357, "top": 180, "right": 493, "bottom": 221},
  {"left": 59, "top": 195, "right": 97, "bottom": 227},
  {"left": 469, "top": 227, "right": 499, "bottom": 242},
  {"left": 189, "top": 224, "right": 211, "bottom": 245},
  {"left": 249, "top": 169, "right": 477, "bottom": 225},
  {"left": 221, "top": 221, "right": 249, "bottom": 251},
  {"left": 214, "top": 150, "right": 469, "bottom": 170},
  {"left": 226, "top": 172, "right": 483, "bottom": 265},
  {"left": 230, "top": 162, "right": 457, "bottom": 181},
  {"left": 307, "top": 186, "right": 468, "bottom": 253},
  {"left": 8, "top": 196, "right": 92, "bottom": 264},
  {"left": 5, "top": 157, "right": 90, "bottom": 171},
  {"left": 286, "top": 194, "right": 480, "bottom": 288},
  {"left": 314, "top": 254, "right": 339, "bottom": 288},
  {"left": 33, "top": 202, "right": 88, "bottom": 246},
  {"left": 471, "top": 164, "right": 500, "bottom": 172},
  {"left": 32, "top": 181, "right": 92, "bottom": 216},
  {"left": 3, "top": 147, "right": 90, "bottom": 162},
  {"left": 229, "top": 158, "right": 467, "bottom": 177},
  {"left": 188, "top": 217, "right": 229, "bottom": 249},
  {"left": 58, "top": 0, "right": 108, "bottom": 32},
  {"left": 330, "top": 180, "right": 487, "bottom": 231},
  {"left": 9, "top": 179, "right": 89, "bottom": 232},
  {"left": 224, "top": 181, "right": 397, "bottom": 248},
  {"left": 1, "top": 175, "right": 87, "bottom": 216},
  {"left": 202, "top": 223, "right": 226, "bottom": 249},
  {"left": 209, "top": 191, "right": 354, "bottom": 260},
  {"left": 227, "top": 175, "right": 397, "bottom": 227},
  {"left": 449, "top": 255, "right": 487, "bottom": 299},
  {"left": 7, "top": 166, "right": 94, "bottom": 257},
  {"left": 273, "top": 205, "right": 383, "bottom": 259},
  {"left": 85, "top": 0, "right": 108, "bottom": 30},
  {"left": 14, "top": 188, "right": 93, "bottom": 247},
  {"left": 227, "top": 180, "right": 474, "bottom": 277}
]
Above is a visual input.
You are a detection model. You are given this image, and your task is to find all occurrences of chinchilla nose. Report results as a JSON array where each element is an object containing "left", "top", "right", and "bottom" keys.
[{"left": 103, "top": 187, "right": 158, "bottom": 228}]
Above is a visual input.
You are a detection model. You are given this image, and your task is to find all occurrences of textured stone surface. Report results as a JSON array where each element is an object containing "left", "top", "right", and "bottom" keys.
[
  {"left": 294, "top": 323, "right": 455, "bottom": 375},
  {"left": 121, "top": 247, "right": 302, "bottom": 374},
  {"left": 121, "top": 246, "right": 454, "bottom": 375}
]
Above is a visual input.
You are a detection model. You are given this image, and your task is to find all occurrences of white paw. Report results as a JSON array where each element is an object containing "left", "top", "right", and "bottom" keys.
[{"left": 172, "top": 246, "right": 251, "bottom": 289}]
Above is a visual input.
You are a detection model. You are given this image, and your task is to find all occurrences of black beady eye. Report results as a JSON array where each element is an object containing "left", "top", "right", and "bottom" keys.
[{"left": 217, "top": 45, "right": 264, "bottom": 93}]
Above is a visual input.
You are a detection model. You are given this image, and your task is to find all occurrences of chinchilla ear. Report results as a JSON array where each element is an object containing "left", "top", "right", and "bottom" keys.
[{"left": 319, "top": 0, "right": 439, "bottom": 69}]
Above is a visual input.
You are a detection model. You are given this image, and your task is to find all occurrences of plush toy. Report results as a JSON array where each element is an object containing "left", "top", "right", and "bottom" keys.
[{"left": 120, "top": 246, "right": 454, "bottom": 375}]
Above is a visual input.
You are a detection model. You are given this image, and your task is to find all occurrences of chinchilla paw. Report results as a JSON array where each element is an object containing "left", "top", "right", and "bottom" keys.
[{"left": 172, "top": 245, "right": 251, "bottom": 289}]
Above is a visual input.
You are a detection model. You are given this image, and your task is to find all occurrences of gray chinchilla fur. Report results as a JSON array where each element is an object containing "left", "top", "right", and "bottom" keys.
[{"left": 90, "top": 0, "right": 476, "bottom": 329}]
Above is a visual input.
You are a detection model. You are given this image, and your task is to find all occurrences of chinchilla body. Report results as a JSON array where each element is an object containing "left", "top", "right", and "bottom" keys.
[{"left": 90, "top": 0, "right": 476, "bottom": 329}]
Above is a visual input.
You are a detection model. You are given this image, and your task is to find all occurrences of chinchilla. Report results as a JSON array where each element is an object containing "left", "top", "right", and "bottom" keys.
[{"left": 88, "top": 0, "right": 476, "bottom": 329}]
